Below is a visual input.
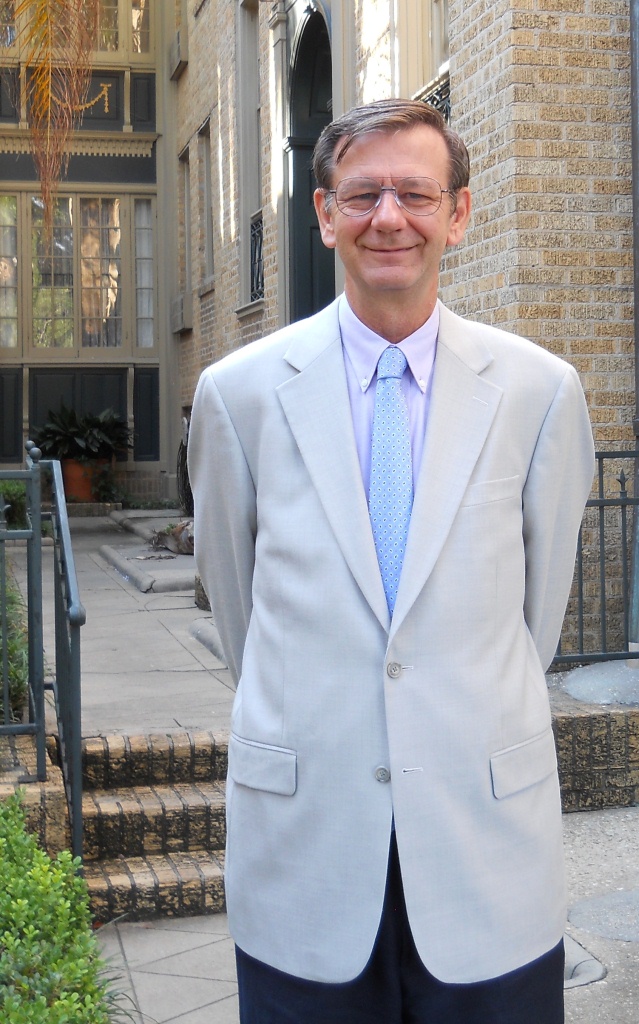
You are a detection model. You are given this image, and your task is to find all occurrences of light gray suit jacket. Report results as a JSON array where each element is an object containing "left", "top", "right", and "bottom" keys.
[{"left": 188, "top": 298, "right": 595, "bottom": 985}]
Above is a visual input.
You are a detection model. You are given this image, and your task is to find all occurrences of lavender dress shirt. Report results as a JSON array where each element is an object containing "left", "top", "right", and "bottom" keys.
[{"left": 338, "top": 295, "right": 438, "bottom": 496}]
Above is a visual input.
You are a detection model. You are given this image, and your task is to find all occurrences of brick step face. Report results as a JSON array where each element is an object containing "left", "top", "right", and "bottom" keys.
[
  {"left": 83, "top": 781, "right": 226, "bottom": 861},
  {"left": 80, "top": 730, "right": 228, "bottom": 789},
  {"left": 85, "top": 851, "right": 225, "bottom": 925},
  {"left": 77, "top": 730, "right": 229, "bottom": 923}
]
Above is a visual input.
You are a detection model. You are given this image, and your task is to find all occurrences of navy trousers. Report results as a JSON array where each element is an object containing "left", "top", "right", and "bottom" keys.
[{"left": 235, "top": 835, "right": 564, "bottom": 1024}]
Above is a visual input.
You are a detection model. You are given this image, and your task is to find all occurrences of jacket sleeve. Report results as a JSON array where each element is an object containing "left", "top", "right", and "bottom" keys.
[
  {"left": 188, "top": 368, "right": 257, "bottom": 685},
  {"left": 522, "top": 364, "right": 595, "bottom": 671}
]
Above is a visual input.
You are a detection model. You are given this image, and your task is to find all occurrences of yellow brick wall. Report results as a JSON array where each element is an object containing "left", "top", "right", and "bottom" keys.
[{"left": 445, "top": 0, "right": 634, "bottom": 448}]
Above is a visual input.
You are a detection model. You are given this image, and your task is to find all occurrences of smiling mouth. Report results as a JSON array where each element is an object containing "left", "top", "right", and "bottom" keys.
[{"left": 368, "top": 246, "right": 413, "bottom": 254}]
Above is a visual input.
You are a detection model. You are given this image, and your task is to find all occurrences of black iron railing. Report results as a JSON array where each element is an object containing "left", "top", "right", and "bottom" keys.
[
  {"left": 250, "top": 211, "right": 264, "bottom": 301},
  {"left": 0, "top": 446, "right": 85, "bottom": 858},
  {"left": 0, "top": 451, "right": 46, "bottom": 780},
  {"left": 553, "top": 450, "right": 639, "bottom": 666},
  {"left": 39, "top": 450, "right": 86, "bottom": 859}
]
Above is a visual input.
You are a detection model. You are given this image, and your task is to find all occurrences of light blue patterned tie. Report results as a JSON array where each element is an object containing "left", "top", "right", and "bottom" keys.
[{"left": 369, "top": 345, "right": 413, "bottom": 615}]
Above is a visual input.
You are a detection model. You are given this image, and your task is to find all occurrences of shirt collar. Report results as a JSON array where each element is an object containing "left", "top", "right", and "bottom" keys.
[{"left": 338, "top": 294, "right": 439, "bottom": 394}]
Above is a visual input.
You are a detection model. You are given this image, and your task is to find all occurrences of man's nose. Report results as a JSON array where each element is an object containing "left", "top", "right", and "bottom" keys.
[{"left": 369, "top": 189, "right": 407, "bottom": 227}]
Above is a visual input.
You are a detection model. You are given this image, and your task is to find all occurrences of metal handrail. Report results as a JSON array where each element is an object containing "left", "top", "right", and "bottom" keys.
[
  {"left": 36, "top": 449, "right": 86, "bottom": 860},
  {"left": 0, "top": 446, "right": 85, "bottom": 859}
]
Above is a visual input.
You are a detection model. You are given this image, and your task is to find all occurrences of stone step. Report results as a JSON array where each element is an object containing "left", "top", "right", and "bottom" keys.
[
  {"left": 71, "top": 730, "right": 227, "bottom": 789},
  {"left": 85, "top": 850, "right": 225, "bottom": 925},
  {"left": 82, "top": 781, "right": 226, "bottom": 861}
]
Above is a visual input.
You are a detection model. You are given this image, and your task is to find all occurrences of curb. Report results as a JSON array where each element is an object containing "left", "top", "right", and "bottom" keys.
[
  {"left": 564, "top": 934, "right": 607, "bottom": 988},
  {"left": 109, "top": 508, "right": 181, "bottom": 542},
  {"left": 190, "top": 617, "right": 227, "bottom": 664},
  {"left": 99, "top": 543, "right": 195, "bottom": 593}
]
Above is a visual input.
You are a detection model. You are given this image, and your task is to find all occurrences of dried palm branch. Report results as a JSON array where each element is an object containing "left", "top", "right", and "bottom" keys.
[{"left": 14, "top": 0, "right": 99, "bottom": 239}]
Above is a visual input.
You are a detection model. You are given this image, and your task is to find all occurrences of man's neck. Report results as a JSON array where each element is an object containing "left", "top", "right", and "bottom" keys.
[{"left": 344, "top": 290, "right": 438, "bottom": 344}]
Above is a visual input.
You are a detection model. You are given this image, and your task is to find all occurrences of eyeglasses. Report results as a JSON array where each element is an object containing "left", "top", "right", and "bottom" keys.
[{"left": 324, "top": 177, "right": 454, "bottom": 218}]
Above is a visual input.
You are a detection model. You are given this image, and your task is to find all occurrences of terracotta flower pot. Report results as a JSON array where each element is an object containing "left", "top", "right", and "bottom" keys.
[{"left": 61, "top": 459, "right": 107, "bottom": 502}]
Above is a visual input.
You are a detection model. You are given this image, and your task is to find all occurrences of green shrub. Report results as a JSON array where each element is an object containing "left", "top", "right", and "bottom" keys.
[
  {"left": 1, "top": 481, "right": 27, "bottom": 530},
  {"left": 0, "top": 793, "right": 126, "bottom": 1023},
  {"left": 0, "top": 574, "right": 28, "bottom": 722}
]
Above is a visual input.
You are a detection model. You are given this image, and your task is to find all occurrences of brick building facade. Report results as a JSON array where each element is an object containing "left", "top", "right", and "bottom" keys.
[
  {"left": 2, "top": 3, "right": 631, "bottom": 519},
  {"left": 174, "top": 1, "right": 634, "bottom": 458}
]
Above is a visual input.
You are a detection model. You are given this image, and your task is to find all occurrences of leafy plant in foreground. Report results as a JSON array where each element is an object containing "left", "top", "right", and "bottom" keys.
[{"left": 0, "top": 793, "right": 130, "bottom": 1022}]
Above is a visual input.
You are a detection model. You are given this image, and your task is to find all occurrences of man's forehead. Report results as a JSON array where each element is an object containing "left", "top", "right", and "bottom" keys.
[
  {"left": 333, "top": 124, "right": 444, "bottom": 162},
  {"left": 330, "top": 125, "right": 450, "bottom": 186}
]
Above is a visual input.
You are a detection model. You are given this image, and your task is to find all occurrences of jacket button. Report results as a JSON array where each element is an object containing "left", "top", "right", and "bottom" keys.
[
  {"left": 375, "top": 766, "right": 391, "bottom": 783},
  {"left": 387, "top": 662, "right": 402, "bottom": 679}
]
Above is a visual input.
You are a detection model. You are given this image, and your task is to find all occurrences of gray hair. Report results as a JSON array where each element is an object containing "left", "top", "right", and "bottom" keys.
[{"left": 312, "top": 99, "right": 470, "bottom": 200}]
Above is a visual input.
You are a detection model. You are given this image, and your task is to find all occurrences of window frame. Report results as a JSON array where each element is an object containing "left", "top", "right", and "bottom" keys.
[{"left": 0, "top": 186, "right": 158, "bottom": 363}]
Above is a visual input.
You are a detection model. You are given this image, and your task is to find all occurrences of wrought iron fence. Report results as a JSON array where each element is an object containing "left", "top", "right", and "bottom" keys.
[
  {"left": 0, "top": 445, "right": 85, "bottom": 858},
  {"left": 0, "top": 451, "right": 46, "bottom": 780},
  {"left": 553, "top": 450, "right": 639, "bottom": 666}
]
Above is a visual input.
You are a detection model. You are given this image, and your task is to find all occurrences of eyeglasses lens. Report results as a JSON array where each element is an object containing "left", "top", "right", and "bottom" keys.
[{"left": 334, "top": 178, "right": 443, "bottom": 217}]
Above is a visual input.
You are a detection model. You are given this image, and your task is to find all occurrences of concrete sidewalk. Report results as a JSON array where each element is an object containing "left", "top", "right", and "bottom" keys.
[
  {"left": 95, "top": 806, "right": 639, "bottom": 1024},
  {"left": 8, "top": 511, "right": 639, "bottom": 1023}
]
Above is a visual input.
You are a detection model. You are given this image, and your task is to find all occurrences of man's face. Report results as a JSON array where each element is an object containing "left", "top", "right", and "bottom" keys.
[{"left": 313, "top": 125, "right": 471, "bottom": 324}]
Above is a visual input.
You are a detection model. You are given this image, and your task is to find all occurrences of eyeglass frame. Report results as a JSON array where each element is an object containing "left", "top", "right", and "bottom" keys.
[{"left": 322, "top": 176, "right": 457, "bottom": 218}]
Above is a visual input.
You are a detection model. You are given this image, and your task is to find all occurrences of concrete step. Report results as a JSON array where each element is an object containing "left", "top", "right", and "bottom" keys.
[
  {"left": 79, "top": 730, "right": 228, "bottom": 789},
  {"left": 83, "top": 781, "right": 226, "bottom": 861},
  {"left": 84, "top": 850, "right": 225, "bottom": 925}
]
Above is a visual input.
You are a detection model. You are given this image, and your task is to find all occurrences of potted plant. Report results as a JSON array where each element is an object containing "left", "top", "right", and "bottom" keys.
[{"left": 33, "top": 404, "right": 132, "bottom": 502}]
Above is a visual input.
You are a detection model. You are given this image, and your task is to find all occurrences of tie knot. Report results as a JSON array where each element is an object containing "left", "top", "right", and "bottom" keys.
[{"left": 377, "top": 345, "right": 407, "bottom": 381}]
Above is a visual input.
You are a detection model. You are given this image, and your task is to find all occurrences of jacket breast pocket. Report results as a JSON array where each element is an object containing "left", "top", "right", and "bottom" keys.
[
  {"left": 229, "top": 733, "right": 297, "bottom": 796},
  {"left": 490, "top": 727, "right": 557, "bottom": 800},
  {"left": 460, "top": 474, "right": 520, "bottom": 508}
]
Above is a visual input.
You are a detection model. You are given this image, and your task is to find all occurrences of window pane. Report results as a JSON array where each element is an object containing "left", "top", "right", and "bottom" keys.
[
  {"left": 94, "top": 0, "right": 119, "bottom": 51},
  {"left": 31, "top": 197, "right": 74, "bottom": 349},
  {"left": 0, "top": 0, "right": 15, "bottom": 46},
  {"left": 0, "top": 195, "right": 17, "bottom": 348},
  {"left": 135, "top": 199, "right": 154, "bottom": 347},
  {"left": 80, "top": 197, "right": 121, "bottom": 348},
  {"left": 132, "top": 0, "right": 150, "bottom": 54}
]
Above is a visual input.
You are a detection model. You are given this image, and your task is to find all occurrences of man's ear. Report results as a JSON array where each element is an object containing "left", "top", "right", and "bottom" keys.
[
  {"left": 446, "top": 187, "right": 472, "bottom": 247},
  {"left": 313, "top": 189, "right": 337, "bottom": 250}
]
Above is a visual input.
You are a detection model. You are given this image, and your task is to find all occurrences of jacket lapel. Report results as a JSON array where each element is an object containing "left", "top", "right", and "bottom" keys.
[
  {"left": 391, "top": 304, "right": 504, "bottom": 635},
  {"left": 277, "top": 304, "right": 390, "bottom": 630},
  {"left": 276, "top": 300, "right": 504, "bottom": 637}
]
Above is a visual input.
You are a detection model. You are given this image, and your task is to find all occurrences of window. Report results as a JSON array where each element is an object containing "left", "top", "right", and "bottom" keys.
[
  {"left": 432, "top": 0, "right": 449, "bottom": 77},
  {"left": 134, "top": 198, "right": 154, "bottom": 347},
  {"left": 96, "top": 0, "right": 119, "bottom": 51},
  {"left": 398, "top": 0, "right": 449, "bottom": 99},
  {"left": 198, "top": 122, "right": 214, "bottom": 283},
  {"left": 131, "top": 0, "right": 150, "bottom": 54},
  {"left": 31, "top": 197, "right": 74, "bottom": 349},
  {"left": 0, "top": 0, "right": 15, "bottom": 47},
  {"left": 93, "top": 0, "right": 152, "bottom": 56},
  {"left": 237, "top": 0, "right": 263, "bottom": 307},
  {"left": 0, "top": 196, "right": 17, "bottom": 349},
  {"left": 179, "top": 149, "right": 192, "bottom": 295},
  {"left": 0, "top": 191, "right": 156, "bottom": 357},
  {"left": 80, "top": 197, "right": 122, "bottom": 348}
]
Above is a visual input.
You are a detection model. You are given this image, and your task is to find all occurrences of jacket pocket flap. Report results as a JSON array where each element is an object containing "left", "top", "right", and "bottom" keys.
[
  {"left": 461, "top": 474, "right": 520, "bottom": 507},
  {"left": 490, "top": 727, "right": 557, "bottom": 800},
  {"left": 229, "top": 733, "right": 297, "bottom": 796}
]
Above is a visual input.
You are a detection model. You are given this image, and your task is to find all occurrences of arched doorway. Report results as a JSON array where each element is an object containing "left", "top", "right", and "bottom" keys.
[{"left": 288, "top": 11, "right": 335, "bottom": 322}]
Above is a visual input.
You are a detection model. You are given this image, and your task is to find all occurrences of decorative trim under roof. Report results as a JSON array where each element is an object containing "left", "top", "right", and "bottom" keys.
[{"left": 0, "top": 130, "right": 157, "bottom": 158}]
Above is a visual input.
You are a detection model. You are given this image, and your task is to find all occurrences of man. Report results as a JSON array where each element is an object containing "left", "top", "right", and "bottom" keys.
[{"left": 188, "top": 99, "right": 595, "bottom": 1023}]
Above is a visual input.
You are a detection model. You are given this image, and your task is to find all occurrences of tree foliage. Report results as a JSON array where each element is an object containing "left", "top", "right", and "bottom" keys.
[{"left": 13, "top": 0, "right": 99, "bottom": 238}]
